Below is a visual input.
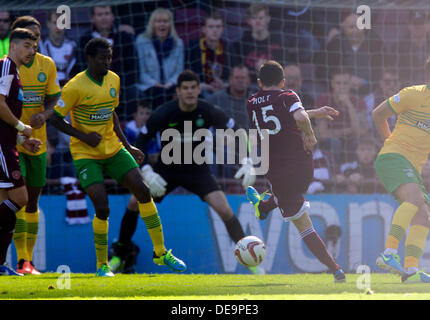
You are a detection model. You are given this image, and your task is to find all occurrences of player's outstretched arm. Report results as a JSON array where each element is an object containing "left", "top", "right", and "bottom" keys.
[
  {"left": 306, "top": 106, "right": 339, "bottom": 120},
  {"left": 49, "top": 112, "right": 101, "bottom": 147},
  {"left": 372, "top": 100, "right": 394, "bottom": 141}
]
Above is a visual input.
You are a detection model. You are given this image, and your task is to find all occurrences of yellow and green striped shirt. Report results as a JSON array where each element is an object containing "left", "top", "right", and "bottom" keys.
[
  {"left": 381, "top": 84, "right": 430, "bottom": 173},
  {"left": 53, "top": 69, "right": 122, "bottom": 160},
  {"left": 17, "top": 52, "right": 61, "bottom": 155}
]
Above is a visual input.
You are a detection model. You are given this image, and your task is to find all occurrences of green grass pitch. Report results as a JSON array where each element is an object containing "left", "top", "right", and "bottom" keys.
[{"left": 0, "top": 273, "right": 430, "bottom": 300}]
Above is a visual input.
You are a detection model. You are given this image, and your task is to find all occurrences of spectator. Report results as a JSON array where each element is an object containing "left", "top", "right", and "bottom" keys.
[
  {"left": 364, "top": 68, "right": 400, "bottom": 136},
  {"left": 208, "top": 64, "right": 253, "bottom": 130},
  {"left": 335, "top": 137, "right": 381, "bottom": 193},
  {"left": 76, "top": 6, "right": 138, "bottom": 120},
  {"left": 40, "top": 11, "right": 78, "bottom": 86},
  {"left": 315, "top": 68, "right": 368, "bottom": 163},
  {"left": 307, "top": 145, "right": 337, "bottom": 194},
  {"left": 0, "top": 10, "right": 11, "bottom": 57},
  {"left": 186, "top": 12, "right": 230, "bottom": 99},
  {"left": 391, "top": 11, "right": 430, "bottom": 87},
  {"left": 316, "top": 12, "right": 384, "bottom": 96},
  {"left": 124, "top": 101, "right": 152, "bottom": 145},
  {"left": 230, "top": 3, "right": 283, "bottom": 83},
  {"left": 207, "top": 64, "right": 254, "bottom": 178},
  {"left": 135, "top": 8, "right": 184, "bottom": 109},
  {"left": 283, "top": 64, "right": 314, "bottom": 108},
  {"left": 282, "top": 6, "right": 321, "bottom": 64},
  {"left": 123, "top": 101, "right": 160, "bottom": 166}
]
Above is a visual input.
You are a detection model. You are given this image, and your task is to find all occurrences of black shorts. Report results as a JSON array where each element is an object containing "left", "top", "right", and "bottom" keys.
[
  {"left": 152, "top": 163, "right": 221, "bottom": 202},
  {"left": 0, "top": 144, "right": 25, "bottom": 189}
]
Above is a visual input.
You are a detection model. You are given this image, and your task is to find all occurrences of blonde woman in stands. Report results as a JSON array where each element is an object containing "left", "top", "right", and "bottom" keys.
[{"left": 135, "top": 8, "right": 184, "bottom": 109}]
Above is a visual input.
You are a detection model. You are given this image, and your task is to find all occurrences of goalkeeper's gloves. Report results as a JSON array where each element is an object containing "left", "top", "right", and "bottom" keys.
[
  {"left": 234, "top": 157, "right": 256, "bottom": 189},
  {"left": 141, "top": 164, "right": 167, "bottom": 198}
]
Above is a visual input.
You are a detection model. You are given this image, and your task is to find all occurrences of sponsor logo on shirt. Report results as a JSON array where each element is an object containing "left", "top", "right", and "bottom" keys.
[
  {"left": 416, "top": 120, "right": 430, "bottom": 132},
  {"left": 23, "top": 91, "right": 42, "bottom": 104},
  {"left": 90, "top": 107, "right": 112, "bottom": 121}
]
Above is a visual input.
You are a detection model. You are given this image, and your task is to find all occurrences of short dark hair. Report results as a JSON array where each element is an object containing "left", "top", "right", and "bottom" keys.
[
  {"left": 9, "top": 27, "right": 37, "bottom": 43},
  {"left": 248, "top": 3, "right": 269, "bottom": 17},
  {"left": 84, "top": 38, "right": 112, "bottom": 58},
  {"left": 47, "top": 10, "right": 60, "bottom": 22},
  {"left": 137, "top": 100, "right": 152, "bottom": 110},
  {"left": 204, "top": 12, "right": 224, "bottom": 25},
  {"left": 91, "top": 6, "right": 112, "bottom": 16},
  {"left": 177, "top": 69, "right": 200, "bottom": 88},
  {"left": 258, "top": 60, "right": 284, "bottom": 87},
  {"left": 11, "top": 15, "right": 40, "bottom": 31}
]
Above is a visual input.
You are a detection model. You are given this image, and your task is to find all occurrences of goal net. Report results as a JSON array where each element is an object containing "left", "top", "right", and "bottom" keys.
[{"left": 4, "top": 0, "right": 430, "bottom": 195}]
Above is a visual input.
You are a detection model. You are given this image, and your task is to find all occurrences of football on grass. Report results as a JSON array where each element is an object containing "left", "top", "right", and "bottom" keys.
[{"left": 234, "top": 236, "right": 266, "bottom": 267}]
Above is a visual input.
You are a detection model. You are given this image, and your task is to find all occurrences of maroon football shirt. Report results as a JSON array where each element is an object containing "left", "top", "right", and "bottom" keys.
[
  {"left": 247, "top": 89, "right": 313, "bottom": 180},
  {"left": 0, "top": 57, "right": 23, "bottom": 148}
]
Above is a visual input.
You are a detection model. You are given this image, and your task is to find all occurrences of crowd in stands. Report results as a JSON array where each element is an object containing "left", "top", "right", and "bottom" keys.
[{"left": 1, "top": 2, "right": 430, "bottom": 195}]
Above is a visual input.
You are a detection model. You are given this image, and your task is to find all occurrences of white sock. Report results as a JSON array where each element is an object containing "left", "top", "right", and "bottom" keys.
[
  {"left": 383, "top": 248, "right": 398, "bottom": 255},
  {"left": 406, "top": 267, "right": 418, "bottom": 275}
]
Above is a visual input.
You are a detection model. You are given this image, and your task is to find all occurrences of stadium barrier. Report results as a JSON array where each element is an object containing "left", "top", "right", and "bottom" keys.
[{"left": 6, "top": 194, "right": 430, "bottom": 274}]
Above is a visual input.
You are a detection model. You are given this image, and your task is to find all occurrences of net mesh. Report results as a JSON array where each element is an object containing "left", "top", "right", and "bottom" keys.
[{"left": 2, "top": 0, "right": 430, "bottom": 195}]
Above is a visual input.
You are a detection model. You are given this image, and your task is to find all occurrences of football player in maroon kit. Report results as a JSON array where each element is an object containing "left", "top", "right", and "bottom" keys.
[
  {"left": 0, "top": 28, "right": 41, "bottom": 276},
  {"left": 246, "top": 60, "right": 346, "bottom": 282}
]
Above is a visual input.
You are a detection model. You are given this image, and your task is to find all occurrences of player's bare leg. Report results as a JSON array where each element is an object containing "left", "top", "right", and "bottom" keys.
[
  {"left": 291, "top": 211, "right": 345, "bottom": 282},
  {"left": 204, "top": 190, "right": 245, "bottom": 243},
  {"left": 85, "top": 183, "right": 114, "bottom": 277},
  {"left": 121, "top": 168, "right": 186, "bottom": 272}
]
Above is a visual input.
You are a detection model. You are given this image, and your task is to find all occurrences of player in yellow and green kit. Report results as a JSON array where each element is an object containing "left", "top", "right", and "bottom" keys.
[
  {"left": 373, "top": 57, "right": 430, "bottom": 283},
  {"left": 10, "top": 16, "right": 61, "bottom": 275},
  {"left": 50, "top": 38, "right": 186, "bottom": 276}
]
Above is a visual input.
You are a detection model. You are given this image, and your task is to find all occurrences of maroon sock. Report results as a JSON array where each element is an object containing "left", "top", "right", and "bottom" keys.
[
  {"left": 0, "top": 199, "right": 20, "bottom": 265},
  {"left": 300, "top": 226, "right": 339, "bottom": 273},
  {"left": 258, "top": 194, "right": 277, "bottom": 215}
]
